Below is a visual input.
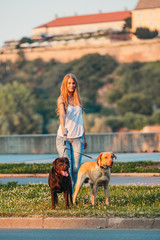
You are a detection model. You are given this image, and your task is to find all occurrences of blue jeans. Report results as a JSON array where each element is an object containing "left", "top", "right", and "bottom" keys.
[{"left": 56, "top": 135, "right": 84, "bottom": 187}]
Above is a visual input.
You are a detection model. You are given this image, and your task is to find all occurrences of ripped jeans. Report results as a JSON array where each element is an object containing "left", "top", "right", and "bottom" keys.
[{"left": 56, "top": 135, "right": 84, "bottom": 188}]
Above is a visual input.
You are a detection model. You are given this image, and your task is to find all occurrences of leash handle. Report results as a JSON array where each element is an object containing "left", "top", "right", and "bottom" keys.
[{"left": 63, "top": 128, "right": 68, "bottom": 146}]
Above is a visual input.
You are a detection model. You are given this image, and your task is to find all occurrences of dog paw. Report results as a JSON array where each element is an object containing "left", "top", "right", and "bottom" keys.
[{"left": 72, "top": 201, "right": 76, "bottom": 205}]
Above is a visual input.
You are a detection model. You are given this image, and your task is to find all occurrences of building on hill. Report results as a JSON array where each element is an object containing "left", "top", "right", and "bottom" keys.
[
  {"left": 132, "top": 0, "right": 160, "bottom": 32},
  {"left": 2, "top": 39, "right": 19, "bottom": 50},
  {"left": 33, "top": 11, "right": 131, "bottom": 38}
]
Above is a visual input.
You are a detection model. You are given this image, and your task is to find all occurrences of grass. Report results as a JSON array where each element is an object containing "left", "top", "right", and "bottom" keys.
[
  {"left": 0, "top": 182, "right": 160, "bottom": 218},
  {"left": 0, "top": 161, "right": 159, "bottom": 174},
  {"left": 0, "top": 163, "right": 51, "bottom": 174}
]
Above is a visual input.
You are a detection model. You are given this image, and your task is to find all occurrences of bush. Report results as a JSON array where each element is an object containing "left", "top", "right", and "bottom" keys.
[
  {"left": 117, "top": 93, "right": 153, "bottom": 116},
  {"left": 107, "top": 89, "right": 122, "bottom": 103},
  {"left": 123, "top": 112, "right": 150, "bottom": 130},
  {"left": 83, "top": 102, "right": 102, "bottom": 114},
  {"left": 152, "top": 110, "right": 160, "bottom": 124},
  {"left": 106, "top": 116, "right": 124, "bottom": 132},
  {"left": 135, "top": 27, "right": 158, "bottom": 39},
  {"left": 46, "top": 118, "right": 59, "bottom": 134}
]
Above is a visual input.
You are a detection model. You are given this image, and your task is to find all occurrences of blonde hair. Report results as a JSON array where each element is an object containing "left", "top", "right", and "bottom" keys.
[{"left": 57, "top": 73, "right": 82, "bottom": 115}]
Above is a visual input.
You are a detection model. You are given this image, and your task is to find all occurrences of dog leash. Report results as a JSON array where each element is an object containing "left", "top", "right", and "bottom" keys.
[
  {"left": 64, "top": 146, "right": 113, "bottom": 169},
  {"left": 62, "top": 128, "right": 96, "bottom": 160},
  {"left": 63, "top": 137, "right": 96, "bottom": 160},
  {"left": 64, "top": 147, "right": 94, "bottom": 160}
]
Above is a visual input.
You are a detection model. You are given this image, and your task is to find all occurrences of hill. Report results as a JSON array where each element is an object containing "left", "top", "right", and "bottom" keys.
[{"left": 0, "top": 53, "right": 160, "bottom": 134}]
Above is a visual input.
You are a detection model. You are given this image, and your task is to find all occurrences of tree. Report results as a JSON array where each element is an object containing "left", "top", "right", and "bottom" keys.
[
  {"left": 69, "top": 53, "right": 118, "bottom": 80},
  {"left": 68, "top": 54, "right": 118, "bottom": 113},
  {"left": 15, "top": 51, "right": 26, "bottom": 68},
  {"left": 17, "top": 37, "right": 34, "bottom": 49},
  {"left": 114, "top": 61, "right": 160, "bottom": 107},
  {"left": 123, "top": 17, "right": 132, "bottom": 31},
  {"left": 135, "top": 27, "right": 158, "bottom": 39},
  {"left": 0, "top": 81, "right": 43, "bottom": 134}
]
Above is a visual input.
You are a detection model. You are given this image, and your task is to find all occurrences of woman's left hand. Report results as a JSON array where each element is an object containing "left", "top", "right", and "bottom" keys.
[{"left": 84, "top": 140, "right": 88, "bottom": 149}]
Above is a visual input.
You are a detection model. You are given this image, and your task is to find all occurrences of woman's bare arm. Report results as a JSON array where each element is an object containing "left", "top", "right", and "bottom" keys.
[{"left": 58, "top": 97, "right": 66, "bottom": 136}]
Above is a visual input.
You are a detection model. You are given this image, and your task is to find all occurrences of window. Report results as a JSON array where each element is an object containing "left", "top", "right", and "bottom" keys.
[
  {"left": 137, "top": 12, "right": 141, "bottom": 18},
  {"left": 149, "top": 11, "right": 154, "bottom": 17},
  {"left": 149, "top": 22, "right": 154, "bottom": 28}
]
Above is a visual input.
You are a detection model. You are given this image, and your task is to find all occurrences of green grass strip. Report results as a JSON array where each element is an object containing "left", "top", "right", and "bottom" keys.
[
  {"left": 0, "top": 161, "right": 159, "bottom": 174},
  {"left": 0, "top": 182, "right": 160, "bottom": 218}
]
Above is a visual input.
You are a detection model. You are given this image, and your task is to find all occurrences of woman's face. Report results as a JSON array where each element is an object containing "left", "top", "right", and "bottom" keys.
[{"left": 67, "top": 77, "right": 76, "bottom": 93}]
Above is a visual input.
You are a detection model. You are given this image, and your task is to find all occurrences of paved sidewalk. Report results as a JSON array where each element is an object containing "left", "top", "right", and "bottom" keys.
[
  {"left": 0, "top": 217, "right": 159, "bottom": 229},
  {"left": 0, "top": 173, "right": 160, "bottom": 178}
]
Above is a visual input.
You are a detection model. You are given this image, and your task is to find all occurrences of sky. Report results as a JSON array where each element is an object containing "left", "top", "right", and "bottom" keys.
[{"left": 0, "top": 0, "right": 138, "bottom": 47}]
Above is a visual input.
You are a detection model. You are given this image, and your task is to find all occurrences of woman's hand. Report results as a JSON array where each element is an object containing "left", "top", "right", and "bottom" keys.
[
  {"left": 83, "top": 134, "right": 87, "bottom": 149},
  {"left": 84, "top": 140, "right": 88, "bottom": 149},
  {"left": 83, "top": 132, "right": 87, "bottom": 149}
]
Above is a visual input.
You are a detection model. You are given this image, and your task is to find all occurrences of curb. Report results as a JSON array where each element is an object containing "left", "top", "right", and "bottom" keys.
[
  {"left": 0, "top": 174, "right": 49, "bottom": 178},
  {"left": 0, "top": 173, "right": 160, "bottom": 178},
  {"left": 0, "top": 217, "right": 159, "bottom": 229},
  {"left": 111, "top": 173, "right": 160, "bottom": 177}
]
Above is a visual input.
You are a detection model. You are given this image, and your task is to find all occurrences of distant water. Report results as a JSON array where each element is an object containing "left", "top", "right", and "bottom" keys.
[{"left": 0, "top": 152, "right": 160, "bottom": 164}]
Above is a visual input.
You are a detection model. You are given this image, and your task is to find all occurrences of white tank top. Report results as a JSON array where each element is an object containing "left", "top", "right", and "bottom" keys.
[{"left": 57, "top": 104, "right": 84, "bottom": 138}]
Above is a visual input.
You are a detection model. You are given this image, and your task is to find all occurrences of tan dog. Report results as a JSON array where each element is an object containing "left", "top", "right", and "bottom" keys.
[{"left": 73, "top": 152, "right": 117, "bottom": 206}]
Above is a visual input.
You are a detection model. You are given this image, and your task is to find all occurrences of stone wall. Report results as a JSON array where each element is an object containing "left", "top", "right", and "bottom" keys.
[
  {"left": 0, "top": 38, "right": 160, "bottom": 63},
  {"left": 0, "top": 132, "right": 160, "bottom": 154}
]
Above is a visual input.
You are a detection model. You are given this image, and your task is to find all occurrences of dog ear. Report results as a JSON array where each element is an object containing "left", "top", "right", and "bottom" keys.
[
  {"left": 112, "top": 153, "right": 117, "bottom": 159},
  {"left": 68, "top": 160, "right": 70, "bottom": 168},
  {"left": 52, "top": 158, "right": 58, "bottom": 169},
  {"left": 97, "top": 152, "right": 103, "bottom": 161},
  {"left": 64, "top": 157, "right": 70, "bottom": 168}
]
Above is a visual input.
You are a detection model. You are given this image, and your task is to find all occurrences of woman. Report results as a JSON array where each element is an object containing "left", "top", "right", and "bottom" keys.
[{"left": 56, "top": 73, "right": 87, "bottom": 188}]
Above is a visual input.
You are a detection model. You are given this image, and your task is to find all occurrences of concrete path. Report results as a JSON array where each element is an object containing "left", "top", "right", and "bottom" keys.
[
  {"left": 0, "top": 173, "right": 159, "bottom": 178},
  {"left": 0, "top": 217, "right": 159, "bottom": 229}
]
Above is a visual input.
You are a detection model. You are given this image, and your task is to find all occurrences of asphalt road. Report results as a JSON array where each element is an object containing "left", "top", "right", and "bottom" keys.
[{"left": 0, "top": 229, "right": 160, "bottom": 240}]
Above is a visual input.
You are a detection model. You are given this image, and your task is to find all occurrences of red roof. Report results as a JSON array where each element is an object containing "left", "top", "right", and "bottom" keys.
[
  {"left": 35, "top": 11, "right": 131, "bottom": 29},
  {"left": 135, "top": 0, "right": 160, "bottom": 10}
]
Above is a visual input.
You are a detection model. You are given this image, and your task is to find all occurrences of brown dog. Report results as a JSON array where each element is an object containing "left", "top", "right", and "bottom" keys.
[
  {"left": 73, "top": 152, "right": 117, "bottom": 206},
  {"left": 48, "top": 157, "right": 72, "bottom": 209}
]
